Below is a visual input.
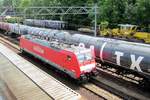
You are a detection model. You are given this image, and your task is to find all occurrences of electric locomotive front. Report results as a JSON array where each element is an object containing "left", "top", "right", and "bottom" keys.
[{"left": 66, "top": 45, "right": 97, "bottom": 81}]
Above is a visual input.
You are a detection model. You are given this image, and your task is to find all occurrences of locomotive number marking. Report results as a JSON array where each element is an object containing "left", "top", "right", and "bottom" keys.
[{"left": 33, "top": 46, "right": 44, "bottom": 54}]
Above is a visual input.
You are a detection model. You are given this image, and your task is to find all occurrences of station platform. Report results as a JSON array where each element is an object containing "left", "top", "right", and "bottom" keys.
[{"left": 0, "top": 43, "right": 81, "bottom": 100}]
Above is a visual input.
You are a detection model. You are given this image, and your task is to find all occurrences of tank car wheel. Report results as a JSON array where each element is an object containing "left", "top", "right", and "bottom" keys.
[
  {"left": 7, "top": 32, "right": 12, "bottom": 36},
  {"left": 116, "top": 69, "right": 123, "bottom": 75},
  {"left": 139, "top": 79, "right": 150, "bottom": 90}
]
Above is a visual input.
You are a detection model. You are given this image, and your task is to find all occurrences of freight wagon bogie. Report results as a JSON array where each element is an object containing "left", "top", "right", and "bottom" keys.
[{"left": 96, "top": 58, "right": 150, "bottom": 89}]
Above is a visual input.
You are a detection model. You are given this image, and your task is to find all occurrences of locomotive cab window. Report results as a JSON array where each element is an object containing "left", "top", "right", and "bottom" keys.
[
  {"left": 67, "top": 55, "right": 71, "bottom": 61},
  {"left": 77, "top": 52, "right": 92, "bottom": 63}
]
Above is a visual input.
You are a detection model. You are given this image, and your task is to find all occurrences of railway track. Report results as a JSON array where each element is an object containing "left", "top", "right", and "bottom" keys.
[
  {"left": 91, "top": 70, "right": 150, "bottom": 100},
  {"left": 0, "top": 33, "right": 150, "bottom": 100},
  {"left": 0, "top": 34, "right": 105, "bottom": 99}
]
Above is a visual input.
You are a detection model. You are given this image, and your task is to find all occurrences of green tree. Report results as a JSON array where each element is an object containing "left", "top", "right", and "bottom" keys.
[
  {"left": 136, "top": 0, "right": 150, "bottom": 26},
  {"left": 99, "top": 0, "right": 127, "bottom": 25},
  {"left": 123, "top": 0, "right": 137, "bottom": 24},
  {"left": 0, "top": 0, "right": 149, "bottom": 29},
  {"left": 19, "top": 0, "right": 30, "bottom": 8}
]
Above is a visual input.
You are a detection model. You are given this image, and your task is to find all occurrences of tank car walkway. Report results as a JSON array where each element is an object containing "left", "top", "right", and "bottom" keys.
[{"left": 0, "top": 43, "right": 81, "bottom": 100}]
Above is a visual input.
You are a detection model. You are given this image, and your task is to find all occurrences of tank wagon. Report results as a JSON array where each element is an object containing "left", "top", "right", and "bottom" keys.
[
  {"left": 24, "top": 19, "right": 68, "bottom": 30},
  {"left": 0, "top": 22, "right": 29, "bottom": 35},
  {"left": 70, "top": 34, "right": 150, "bottom": 86},
  {"left": 0, "top": 22, "right": 12, "bottom": 31},
  {"left": 0, "top": 22, "right": 70, "bottom": 40},
  {"left": 0, "top": 22, "right": 150, "bottom": 87}
]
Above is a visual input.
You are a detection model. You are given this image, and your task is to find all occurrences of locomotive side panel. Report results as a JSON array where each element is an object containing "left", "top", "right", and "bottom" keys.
[{"left": 20, "top": 37, "right": 81, "bottom": 78}]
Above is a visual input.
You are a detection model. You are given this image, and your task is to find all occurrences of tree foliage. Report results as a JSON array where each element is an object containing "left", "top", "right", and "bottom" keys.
[
  {"left": 0, "top": 0, "right": 149, "bottom": 28},
  {"left": 19, "top": 0, "right": 30, "bottom": 8}
]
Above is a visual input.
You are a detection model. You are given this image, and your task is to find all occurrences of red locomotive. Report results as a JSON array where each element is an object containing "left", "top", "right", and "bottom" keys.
[{"left": 20, "top": 34, "right": 97, "bottom": 81}]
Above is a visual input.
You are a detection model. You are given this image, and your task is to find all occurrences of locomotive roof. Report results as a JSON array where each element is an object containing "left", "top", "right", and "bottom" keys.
[
  {"left": 50, "top": 41, "right": 90, "bottom": 53},
  {"left": 58, "top": 43, "right": 91, "bottom": 54},
  {"left": 24, "top": 35, "right": 91, "bottom": 54}
]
